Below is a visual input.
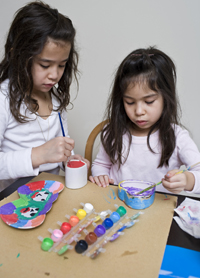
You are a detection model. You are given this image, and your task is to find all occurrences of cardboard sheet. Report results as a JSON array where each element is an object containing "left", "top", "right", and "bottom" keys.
[{"left": 0, "top": 173, "right": 177, "bottom": 278}]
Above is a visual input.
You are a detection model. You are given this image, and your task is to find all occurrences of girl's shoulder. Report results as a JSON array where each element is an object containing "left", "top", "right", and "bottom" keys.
[
  {"left": 173, "top": 124, "right": 194, "bottom": 145},
  {"left": 0, "top": 79, "right": 10, "bottom": 102},
  {"left": 173, "top": 124, "right": 188, "bottom": 136},
  {"left": 0, "top": 79, "right": 9, "bottom": 92}
]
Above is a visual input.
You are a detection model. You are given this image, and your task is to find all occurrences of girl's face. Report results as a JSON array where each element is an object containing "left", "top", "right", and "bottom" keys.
[
  {"left": 31, "top": 39, "right": 71, "bottom": 95},
  {"left": 123, "top": 82, "right": 163, "bottom": 136}
]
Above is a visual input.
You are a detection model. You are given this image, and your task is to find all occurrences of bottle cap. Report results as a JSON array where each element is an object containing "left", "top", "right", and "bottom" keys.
[{"left": 75, "top": 240, "right": 88, "bottom": 254}]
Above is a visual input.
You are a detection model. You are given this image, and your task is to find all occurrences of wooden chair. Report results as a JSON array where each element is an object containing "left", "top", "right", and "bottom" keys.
[{"left": 84, "top": 120, "right": 108, "bottom": 177}]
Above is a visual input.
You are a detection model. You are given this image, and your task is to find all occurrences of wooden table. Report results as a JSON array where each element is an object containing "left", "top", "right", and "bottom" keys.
[{"left": 0, "top": 172, "right": 177, "bottom": 278}]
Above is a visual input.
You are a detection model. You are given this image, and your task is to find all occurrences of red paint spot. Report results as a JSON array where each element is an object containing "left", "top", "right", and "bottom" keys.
[
  {"left": 0, "top": 213, "right": 18, "bottom": 224},
  {"left": 31, "top": 192, "right": 38, "bottom": 199},
  {"left": 67, "top": 160, "right": 85, "bottom": 168},
  {"left": 20, "top": 207, "right": 30, "bottom": 213},
  {"left": 27, "top": 181, "right": 46, "bottom": 191}
]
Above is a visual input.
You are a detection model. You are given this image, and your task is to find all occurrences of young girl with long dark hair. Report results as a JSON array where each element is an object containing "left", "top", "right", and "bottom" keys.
[
  {"left": 90, "top": 47, "right": 200, "bottom": 194},
  {"left": 0, "top": 1, "right": 88, "bottom": 191}
]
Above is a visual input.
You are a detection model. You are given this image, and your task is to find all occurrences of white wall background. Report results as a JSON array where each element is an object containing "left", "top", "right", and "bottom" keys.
[{"left": 0, "top": 0, "right": 200, "bottom": 160}]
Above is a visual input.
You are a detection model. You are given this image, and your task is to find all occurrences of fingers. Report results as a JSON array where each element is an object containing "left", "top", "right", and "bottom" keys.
[
  {"left": 89, "top": 176, "right": 95, "bottom": 183},
  {"left": 64, "top": 137, "right": 75, "bottom": 149},
  {"left": 162, "top": 170, "right": 187, "bottom": 193},
  {"left": 164, "top": 169, "right": 180, "bottom": 180},
  {"left": 162, "top": 178, "right": 183, "bottom": 193},
  {"left": 89, "top": 175, "right": 110, "bottom": 188},
  {"left": 109, "top": 178, "right": 115, "bottom": 185},
  {"left": 55, "top": 137, "right": 74, "bottom": 162}
]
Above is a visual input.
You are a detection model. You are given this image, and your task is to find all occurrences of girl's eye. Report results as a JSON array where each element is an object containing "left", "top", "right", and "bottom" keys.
[
  {"left": 40, "top": 64, "right": 49, "bottom": 69},
  {"left": 59, "top": 64, "right": 66, "bottom": 68},
  {"left": 126, "top": 102, "right": 134, "bottom": 105},
  {"left": 145, "top": 100, "right": 155, "bottom": 104}
]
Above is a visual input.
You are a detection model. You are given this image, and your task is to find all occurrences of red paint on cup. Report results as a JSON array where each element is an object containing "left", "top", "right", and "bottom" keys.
[{"left": 67, "top": 160, "right": 85, "bottom": 168}]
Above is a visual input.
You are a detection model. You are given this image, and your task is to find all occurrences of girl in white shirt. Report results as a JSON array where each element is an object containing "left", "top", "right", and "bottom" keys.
[
  {"left": 89, "top": 47, "right": 200, "bottom": 194},
  {"left": 0, "top": 1, "right": 88, "bottom": 191}
]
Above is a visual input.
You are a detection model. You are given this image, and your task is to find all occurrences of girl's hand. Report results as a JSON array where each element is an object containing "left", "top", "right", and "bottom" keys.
[
  {"left": 68, "top": 154, "right": 90, "bottom": 170},
  {"left": 89, "top": 175, "right": 114, "bottom": 188},
  {"left": 32, "top": 136, "right": 74, "bottom": 168},
  {"left": 162, "top": 169, "right": 195, "bottom": 194}
]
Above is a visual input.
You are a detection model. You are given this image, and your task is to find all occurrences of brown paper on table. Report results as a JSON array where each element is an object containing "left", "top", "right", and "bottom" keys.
[{"left": 0, "top": 172, "right": 177, "bottom": 278}]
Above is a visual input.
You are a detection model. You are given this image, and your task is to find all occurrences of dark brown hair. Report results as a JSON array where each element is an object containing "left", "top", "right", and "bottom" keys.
[
  {"left": 101, "top": 46, "right": 181, "bottom": 168},
  {"left": 0, "top": 1, "right": 78, "bottom": 122}
]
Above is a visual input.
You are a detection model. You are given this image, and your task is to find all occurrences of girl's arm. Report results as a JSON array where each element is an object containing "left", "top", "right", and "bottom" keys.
[
  {"left": 162, "top": 127, "right": 200, "bottom": 194},
  {"left": 0, "top": 90, "right": 83, "bottom": 180},
  {"left": 0, "top": 96, "right": 38, "bottom": 179}
]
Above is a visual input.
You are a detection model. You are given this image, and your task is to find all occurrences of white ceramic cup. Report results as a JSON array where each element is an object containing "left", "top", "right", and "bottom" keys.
[{"left": 65, "top": 160, "right": 87, "bottom": 189}]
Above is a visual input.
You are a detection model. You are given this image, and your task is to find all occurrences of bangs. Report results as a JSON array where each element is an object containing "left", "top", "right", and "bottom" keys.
[{"left": 121, "top": 70, "right": 158, "bottom": 94}]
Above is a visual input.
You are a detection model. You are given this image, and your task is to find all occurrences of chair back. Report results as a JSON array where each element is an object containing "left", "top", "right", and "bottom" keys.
[{"left": 84, "top": 120, "right": 108, "bottom": 177}]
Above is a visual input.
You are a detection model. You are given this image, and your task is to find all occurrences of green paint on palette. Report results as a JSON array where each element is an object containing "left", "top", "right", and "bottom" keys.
[{"left": 13, "top": 196, "right": 29, "bottom": 207}]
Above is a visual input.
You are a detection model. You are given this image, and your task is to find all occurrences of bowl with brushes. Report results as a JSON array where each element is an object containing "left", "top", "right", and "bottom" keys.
[{"left": 118, "top": 179, "right": 156, "bottom": 209}]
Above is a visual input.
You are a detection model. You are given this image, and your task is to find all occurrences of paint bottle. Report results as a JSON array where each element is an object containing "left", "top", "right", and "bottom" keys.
[
  {"left": 75, "top": 240, "right": 88, "bottom": 254},
  {"left": 48, "top": 228, "right": 63, "bottom": 242},
  {"left": 93, "top": 224, "right": 106, "bottom": 237},
  {"left": 65, "top": 215, "right": 79, "bottom": 226},
  {"left": 102, "top": 218, "right": 114, "bottom": 230},
  {"left": 80, "top": 202, "right": 94, "bottom": 213},
  {"left": 115, "top": 205, "right": 127, "bottom": 217},
  {"left": 85, "top": 231, "right": 98, "bottom": 245},
  {"left": 57, "top": 221, "right": 72, "bottom": 234},
  {"left": 75, "top": 208, "right": 87, "bottom": 220},
  {"left": 57, "top": 244, "right": 73, "bottom": 255},
  {"left": 109, "top": 211, "right": 121, "bottom": 223},
  {"left": 38, "top": 236, "right": 54, "bottom": 251}
]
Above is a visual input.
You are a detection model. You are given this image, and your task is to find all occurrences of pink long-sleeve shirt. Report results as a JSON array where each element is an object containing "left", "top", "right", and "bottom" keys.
[{"left": 91, "top": 126, "right": 200, "bottom": 194}]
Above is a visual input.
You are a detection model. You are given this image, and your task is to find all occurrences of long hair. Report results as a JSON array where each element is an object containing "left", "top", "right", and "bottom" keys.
[
  {"left": 101, "top": 46, "right": 181, "bottom": 168},
  {"left": 0, "top": 1, "right": 78, "bottom": 122}
]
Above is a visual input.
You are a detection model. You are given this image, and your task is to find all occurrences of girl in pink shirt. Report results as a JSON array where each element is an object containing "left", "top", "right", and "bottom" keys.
[{"left": 90, "top": 47, "right": 200, "bottom": 194}]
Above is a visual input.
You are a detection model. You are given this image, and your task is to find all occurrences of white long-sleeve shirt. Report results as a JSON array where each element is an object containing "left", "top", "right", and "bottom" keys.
[
  {"left": 0, "top": 79, "right": 70, "bottom": 191},
  {"left": 91, "top": 126, "right": 200, "bottom": 194}
]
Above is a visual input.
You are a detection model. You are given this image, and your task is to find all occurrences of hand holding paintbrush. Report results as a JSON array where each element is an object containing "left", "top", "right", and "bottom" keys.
[{"left": 136, "top": 162, "right": 200, "bottom": 195}]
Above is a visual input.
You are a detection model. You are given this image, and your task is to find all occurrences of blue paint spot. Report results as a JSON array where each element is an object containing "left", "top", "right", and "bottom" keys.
[
  {"left": 16, "top": 253, "right": 20, "bottom": 258},
  {"left": 104, "top": 196, "right": 111, "bottom": 204},
  {"left": 110, "top": 188, "right": 116, "bottom": 200},
  {"left": 107, "top": 188, "right": 112, "bottom": 199}
]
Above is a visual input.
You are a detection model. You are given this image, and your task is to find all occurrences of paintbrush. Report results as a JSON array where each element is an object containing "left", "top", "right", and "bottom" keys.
[
  {"left": 136, "top": 162, "right": 200, "bottom": 195},
  {"left": 58, "top": 112, "right": 65, "bottom": 137},
  {"left": 58, "top": 112, "right": 72, "bottom": 166}
]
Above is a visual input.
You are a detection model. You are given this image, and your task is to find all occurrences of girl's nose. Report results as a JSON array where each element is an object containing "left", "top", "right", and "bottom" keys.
[
  {"left": 135, "top": 103, "right": 145, "bottom": 115},
  {"left": 48, "top": 67, "right": 59, "bottom": 80}
]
